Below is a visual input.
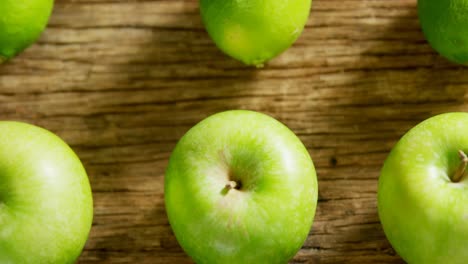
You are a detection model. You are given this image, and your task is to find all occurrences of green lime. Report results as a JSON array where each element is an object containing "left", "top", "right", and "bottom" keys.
[
  {"left": 200, "top": 0, "right": 312, "bottom": 66},
  {"left": 419, "top": 0, "right": 468, "bottom": 64},
  {"left": 0, "top": 0, "right": 54, "bottom": 62}
]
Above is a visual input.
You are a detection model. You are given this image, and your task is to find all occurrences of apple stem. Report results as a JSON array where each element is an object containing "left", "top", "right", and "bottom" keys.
[
  {"left": 225, "top": 181, "right": 237, "bottom": 190},
  {"left": 452, "top": 150, "right": 468, "bottom": 183}
]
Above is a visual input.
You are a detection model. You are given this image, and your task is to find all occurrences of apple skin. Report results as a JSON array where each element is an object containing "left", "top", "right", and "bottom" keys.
[
  {"left": 378, "top": 113, "right": 468, "bottom": 264},
  {"left": 165, "top": 110, "right": 318, "bottom": 263},
  {"left": 0, "top": 122, "right": 93, "bottom": 263}
]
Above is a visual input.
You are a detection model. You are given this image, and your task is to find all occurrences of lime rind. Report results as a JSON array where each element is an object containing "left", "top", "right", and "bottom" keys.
[
  {"left": 0, "top": 1, "right": 54, "bottom": 61},
  {"left": 200, "top": 0, "right": 312, "bottom": 66},
  {"left": 418, "top": 0, "right": 468, "bottom": 65}
]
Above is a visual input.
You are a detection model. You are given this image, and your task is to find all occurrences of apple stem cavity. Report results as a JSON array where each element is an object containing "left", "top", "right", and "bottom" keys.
[
  {"left": 225, "top": 181, "right": 238, "bottom": 190},
  {"left": 452, "top": 150, "right": 468, "bottom": 183},
  {"left": 221, "top": 180, "right": 242, "bottom": 195}
]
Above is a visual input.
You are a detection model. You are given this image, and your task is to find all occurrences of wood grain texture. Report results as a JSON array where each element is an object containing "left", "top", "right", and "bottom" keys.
[{"left": 1, "top": 0, "right": 467, "bottom": 263}]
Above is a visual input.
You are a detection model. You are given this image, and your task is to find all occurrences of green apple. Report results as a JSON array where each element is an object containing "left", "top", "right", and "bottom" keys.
[
  {"left": 378, "top": 113, "right": 468, "bottom": 263},
  {"left": 200, "top": 0, "right": 312, "bottom": 66},
  {"left": 165, "top": 110, "right": 318, "bottom": 263},
  {"left": 0, "top": 121, "right": 93, "bottom": 263},
  {"left": 0, "top": 0, "right": 54, "bottom": 62}
]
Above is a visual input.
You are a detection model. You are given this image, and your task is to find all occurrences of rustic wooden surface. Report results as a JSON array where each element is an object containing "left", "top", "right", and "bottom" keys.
[{"left": 1, "top": 0, "right": 468, "bottom": 263}]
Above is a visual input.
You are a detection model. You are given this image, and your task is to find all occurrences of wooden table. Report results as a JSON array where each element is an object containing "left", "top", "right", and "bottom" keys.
[{"left": 1, "top": 0, "right": 467, "bottom": 263}]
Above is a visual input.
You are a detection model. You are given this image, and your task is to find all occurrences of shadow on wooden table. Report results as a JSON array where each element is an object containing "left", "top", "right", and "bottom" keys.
[{"left": 358, "top": 5, "right": 468, "bottom": 117}]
